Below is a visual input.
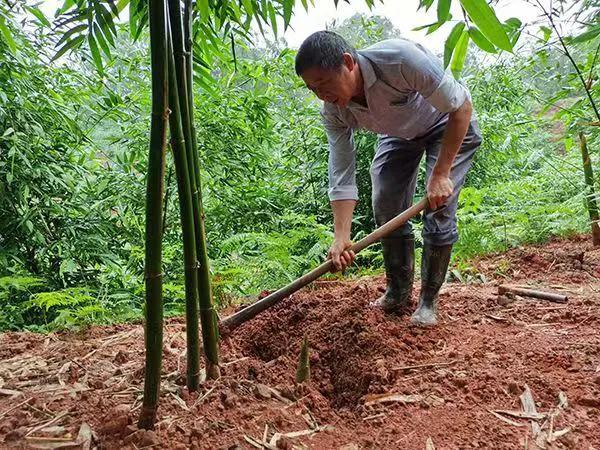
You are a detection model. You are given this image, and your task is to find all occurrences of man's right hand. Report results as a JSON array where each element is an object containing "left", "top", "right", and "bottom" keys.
[{"left": 328, "top": 238, "right": 355, "bottom": 272}]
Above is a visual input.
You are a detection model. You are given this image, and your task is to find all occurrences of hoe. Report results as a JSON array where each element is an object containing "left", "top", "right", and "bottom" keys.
[{"left": 220, "top": 197, "right": 428, "bottom": 335}]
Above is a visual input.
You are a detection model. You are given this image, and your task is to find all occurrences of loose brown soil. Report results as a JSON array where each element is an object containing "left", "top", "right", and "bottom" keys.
[{"left": 1, "top": 234, "right": 599, "bottom": 449}]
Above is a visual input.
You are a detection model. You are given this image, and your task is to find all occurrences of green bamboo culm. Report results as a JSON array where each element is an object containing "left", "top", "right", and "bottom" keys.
[
  {"left": 165, "top": 20, "right": 203, "bottom": 391},
  {"left": 183, "top": 0, "right": 220, "bottom": 379},
  {"left": 138, "top": 0, "right": 168, "bottom": 430},
  {"left": 296, "top": 334, "right": 310, "bottom": 384},
  {"left": 579, "top": 132, "right": 600, "bottom": 246},
  {"left": 168, "top": 0, "right": 220, "bottom": 379}
]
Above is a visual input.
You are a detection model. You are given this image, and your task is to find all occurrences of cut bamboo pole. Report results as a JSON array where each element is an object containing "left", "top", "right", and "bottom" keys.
[
  {"left": 579, "top": 133, "right": 600, "bottom": 246},
  {"left": 139, "top": 0, "right": 168, "bottom": 430},
  {"left": 220, "top": 198, "right": 428, "bottom": 334},
  {"left": 498, "top": 285, "right": 568, "bottom": 303}
]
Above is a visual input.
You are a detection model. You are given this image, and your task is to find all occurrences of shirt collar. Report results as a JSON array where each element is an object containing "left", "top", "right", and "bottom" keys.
[{"left": 357, "top": 52, "right": 377, "bottom": 90}]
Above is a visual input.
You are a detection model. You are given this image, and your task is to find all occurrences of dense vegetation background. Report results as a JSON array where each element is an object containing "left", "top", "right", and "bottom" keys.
[{"left": 1, "top": 1, "right": 598, "bottom": 331}]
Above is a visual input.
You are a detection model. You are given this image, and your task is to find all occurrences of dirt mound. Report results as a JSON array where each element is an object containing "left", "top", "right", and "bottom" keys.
[
  {"left": 1, "top": 234, "right": 600, "bottom": 449},
  {"left": 235, "top": 283, "right": 398, "bottom": 407}
]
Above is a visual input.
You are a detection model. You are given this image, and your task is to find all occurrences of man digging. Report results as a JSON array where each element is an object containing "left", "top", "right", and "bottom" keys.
[{"left": 295, "top": 31, "right": 482, "bottom": 326}]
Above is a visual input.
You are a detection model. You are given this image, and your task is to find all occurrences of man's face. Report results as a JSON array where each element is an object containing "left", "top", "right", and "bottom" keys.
[{"left": 301, "top": 53, "right": 358, "bottom": 108}]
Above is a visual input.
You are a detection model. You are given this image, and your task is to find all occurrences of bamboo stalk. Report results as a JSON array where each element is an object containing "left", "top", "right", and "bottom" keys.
[
  {"left": 579, "top": 133, "right": 600, "bottom": 246},
  {"left": 166, "top": 22, "right": 202, "bottom": 391},
  {"left": 220, "top": 198, "right": 428, "bottom": 334},
  {"left": 169, "top": 0, "right": 220, "bottom": 379},
  {"left": 139, "top": 0, "right": 168, "bottom": 430},
  {"left": 184, "top": 0, "right": 220, "bottom": 380}
]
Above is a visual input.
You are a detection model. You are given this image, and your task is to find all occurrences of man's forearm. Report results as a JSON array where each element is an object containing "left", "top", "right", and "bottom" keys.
[
  {"left": 432, "top": 99, "right": 472, "bottom": 176},
  {"left": 331, "top": 199, "right": 357, "bottom": 241}
]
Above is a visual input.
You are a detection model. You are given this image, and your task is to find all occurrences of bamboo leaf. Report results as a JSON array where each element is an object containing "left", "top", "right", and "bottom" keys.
[
  {"left": 230, "top": 1, "right": 242, "bottom": 22},
  {"left": 504, "top": 17, "right": 522, "bottom": 46},
  {"left": 55, "top": 24, "right": 87, "bottom": 49},
  {"left": 459, "top": 0, "right": 512, "bottom": 51},
  {"left": 426, "top": 19, "right": 447, "bottom": 35},
  {"left": 569, "top": 25, "right": 600, "bottom": 44},
  {"left": 94, "top": 2, "right": 118, "bottom": 45},
  {"left": 52, "top": 34, "right": 85, "bottom": 61},
  {"left": 57, "top": 0, "right": 75, "bottom": 15},
  {"left": 129, "top": 0, "right": 147, "bottom": 40},
  {"left": 241, "top": 0, "right": 254, "bottom": 16},
  {"left": 412, "top": 21, "right": 438, "bottom": 31},
  {"left": 437, "top": 0, "right": 451, "bottom": 23},
  {"left": 254, "top": 10, "right": 266, "bottom": 37},
  {"left": 283, "top": 0, "right": 293, "bottom": 30},
  {"left": 197, "top": 0, "right": 209, "bottom": 22},
  {"left": 268, "top": 3, "right": 277, "bottom": 37},
  {"left": 129, "top": 3, "right": 138, "bottom": 38},
  {"left": 444, "top": 21, "right": 465, "bottom": 68},
  {"left": 469, "top": 26, "right": 496, "bottom": 53},
  {"left": 418, "top": 0, "right": 435, "bottom": 11},
  {"left": 540, "top": 25, "right": 552, "bottom": 42},
  {"left": 105, "top": 0, "right": 120, "bottom": 17},
  {"left": 88, "top": 34, "right": 104, "bottom": 73},
  {"left": 0, "top": 15, "right": 17, "bottom": 54},
  {"left": 450, "top": 29, "right": 469, "bottom": 78},
  {"left": 25, "top": 6, "right": 52, "bottom": 27},
  {"left": 93, "top": 23, "right": 112, "bottom": 58}
]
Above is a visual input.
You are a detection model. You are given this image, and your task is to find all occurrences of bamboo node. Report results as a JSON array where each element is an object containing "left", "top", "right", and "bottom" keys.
[{"left": 144, "top": 271, "right": 164, "bottom": 280}]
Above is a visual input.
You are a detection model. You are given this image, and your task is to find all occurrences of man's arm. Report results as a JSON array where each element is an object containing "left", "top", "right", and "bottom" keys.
[
  {"left": 329, "top": 199, "right": 357, "bottom": 271},
  {"left": 397, "top": 43, "right": 474, "bottom": 209},
  {"left": 427, "top": 98, "right": 472, "bottom": 209},
  {"left": 321, "top": 108, "right": 358, "bottom": 272}
]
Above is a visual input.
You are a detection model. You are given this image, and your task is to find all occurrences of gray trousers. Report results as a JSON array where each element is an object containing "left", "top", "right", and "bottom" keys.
[{"left": 371, "top": 120, "right": 482, "bottom": 246}]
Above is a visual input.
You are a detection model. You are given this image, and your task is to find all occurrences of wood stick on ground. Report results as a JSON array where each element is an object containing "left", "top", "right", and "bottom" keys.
[
  {"left": 26, "top": 411, "right": 69, "bottom": 437},
  {"left": 220, "top": 198, "right": 427, "bottom": 334},
  {"left": 0, "top": 397, "right": 33, "bottom": 420},
  {"left": 392, "top": 360, "right": 459, "bottom": 372},
  {"left": 489, "top": 410, "right": 528, "bottom": 427},
  {"left": 498, "top": 285, "right": 568, "bottom": 304}
]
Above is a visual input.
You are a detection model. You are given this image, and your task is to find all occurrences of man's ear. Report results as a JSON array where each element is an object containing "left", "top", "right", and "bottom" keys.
[{"left": 342, "top": 52, "right": 355, "bottom": 71}]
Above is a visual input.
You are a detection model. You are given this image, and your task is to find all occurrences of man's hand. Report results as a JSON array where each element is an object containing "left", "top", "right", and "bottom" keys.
[
  {"left": 328, "top": 238, "right": 355, "bottom": 272},
  {"left": 427, "top": 173, "right": 454, "bottom": 210},
  {"left": 427, "top": 98, "right": 472, "bottom": 210}
]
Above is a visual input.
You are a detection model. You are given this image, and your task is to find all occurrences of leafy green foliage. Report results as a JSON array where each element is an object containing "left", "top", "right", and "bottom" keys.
[
  {"left": 1, "top": 1, "right": 598, "bottom": 334},
  {"left": 444, "top": 22, "right": 465, "bottom": 68},
  {"left": 459, "top": 0, "right": 512, "bottom": 51},
  {"left": 0, "top": 275, "right": 45, "bottom": 330},
  {"left": 28, "top": 288, "right": 109, "bottom": 330}
]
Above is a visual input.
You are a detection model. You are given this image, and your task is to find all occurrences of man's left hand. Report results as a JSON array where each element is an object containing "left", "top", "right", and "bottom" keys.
[{"left": 427, "top": 173, "right": 454, "bottom": 210}]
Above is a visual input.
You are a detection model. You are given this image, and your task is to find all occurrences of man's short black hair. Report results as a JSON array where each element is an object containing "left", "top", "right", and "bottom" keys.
[{"left": 295, "top": 31, "right": 358, "bottom": 76}]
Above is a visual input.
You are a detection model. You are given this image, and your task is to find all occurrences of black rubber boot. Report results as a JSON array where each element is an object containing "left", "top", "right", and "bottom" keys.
[
  {"left": 410, "top": 243, "right": 452, "bottom": 327},
  {"left": 370, "top": 236, "right": 415, "bottom": 314}
]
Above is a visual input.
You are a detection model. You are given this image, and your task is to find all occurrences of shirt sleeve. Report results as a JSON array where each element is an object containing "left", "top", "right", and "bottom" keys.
[
  {"left": 320, "top": 108, "right": 358, "bottom": 201},
  {"left": 399, "top": 43, "right": 469, "bottom": 113}
]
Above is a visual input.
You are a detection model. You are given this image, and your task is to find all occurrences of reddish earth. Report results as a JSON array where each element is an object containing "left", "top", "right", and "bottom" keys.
[{"left": 1, "top": 234, "right": 599, "bottom": 449}]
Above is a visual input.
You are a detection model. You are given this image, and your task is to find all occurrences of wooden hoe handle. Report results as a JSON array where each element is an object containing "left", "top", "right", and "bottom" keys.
[{"left": 219, "top": 197, "right": 428, "bottom": 335}]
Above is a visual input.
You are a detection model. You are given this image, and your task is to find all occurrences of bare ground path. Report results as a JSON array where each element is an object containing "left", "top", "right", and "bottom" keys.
[{"left": 1, "top": 234, "right": 599, "bottom": 449}]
